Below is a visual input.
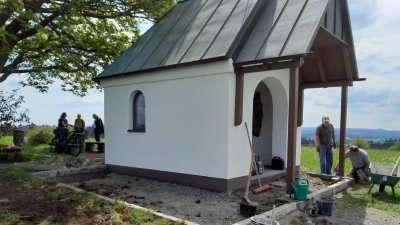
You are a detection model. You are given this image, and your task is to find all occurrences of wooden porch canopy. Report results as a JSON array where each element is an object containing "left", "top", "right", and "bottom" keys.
[{"left": 231, "top": 0, "right": 366, "bottom": 194}]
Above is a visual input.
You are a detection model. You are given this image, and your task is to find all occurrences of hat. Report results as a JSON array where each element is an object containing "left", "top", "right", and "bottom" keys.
[{"left": 322, "top": 116, "right": 330, "bottom": 122}]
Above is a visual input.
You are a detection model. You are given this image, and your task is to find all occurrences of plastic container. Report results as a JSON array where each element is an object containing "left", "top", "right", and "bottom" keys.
[
  {"left": 316, "top": 197, "right": 336, "bottom": 216},
  {"left": 271, "top": 156, "right": 284, "bottom": 170},
  {"left": 291, "top": 178, "right": 309, "bottom": 200}
]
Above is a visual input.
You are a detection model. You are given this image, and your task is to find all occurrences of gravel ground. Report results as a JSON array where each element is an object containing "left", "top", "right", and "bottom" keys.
[
  {"left": 66, "top": 173, "right": 290, "bottom": 224},
  {"left": 3, "top": 156, "right": 397, "bottom": 225},
  {"left": 62, "top": 172, "right": 332, "bottom": 225}
]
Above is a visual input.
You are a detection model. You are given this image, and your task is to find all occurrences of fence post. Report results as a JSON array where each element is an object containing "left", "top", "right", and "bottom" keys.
[{"left": 13, "top": 130, "right": 25, "bottom": 146}]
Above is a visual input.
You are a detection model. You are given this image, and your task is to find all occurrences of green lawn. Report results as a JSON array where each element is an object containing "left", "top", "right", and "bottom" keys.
[{"left": 301, "top": 146, "right": 400, "bottom": 214}]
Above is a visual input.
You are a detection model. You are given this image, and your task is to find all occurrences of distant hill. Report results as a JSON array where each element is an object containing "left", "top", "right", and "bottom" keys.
[{"left": 302, "top": 127, "right": 400, "bottom": 142}]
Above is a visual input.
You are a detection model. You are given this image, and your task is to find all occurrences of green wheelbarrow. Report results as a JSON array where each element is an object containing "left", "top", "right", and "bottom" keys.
[{"left": 368, "top": 162, "right": 400, "bottom": 198}]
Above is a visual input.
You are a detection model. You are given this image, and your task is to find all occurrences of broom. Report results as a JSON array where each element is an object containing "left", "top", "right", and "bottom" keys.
[{"left": 244, "top": 122, "right": 273, "bottom": 195}]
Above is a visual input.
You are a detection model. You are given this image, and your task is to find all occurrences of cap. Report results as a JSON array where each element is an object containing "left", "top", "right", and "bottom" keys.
[{"left": 322, "top": 116, "right": 330, "bottom": 122}]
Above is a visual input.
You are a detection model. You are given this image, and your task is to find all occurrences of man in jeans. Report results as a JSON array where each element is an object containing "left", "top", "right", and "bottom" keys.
[
  {"left": 335, "top": 145, "right": 371, "bottom": 184},
  {"left": 314, "top": 116, "right": 336, "bottom": 174}
]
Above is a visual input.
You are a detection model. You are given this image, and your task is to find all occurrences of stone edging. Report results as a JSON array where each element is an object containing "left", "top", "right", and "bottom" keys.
[
  {"left": 32, "top": 166, "right": 199, "bottom": 225},
  {"left": 232, "top": 178, "right": 352, "bottom": 225},
  {"left": 32, "top": 165, "right": 108, "bottom": 179}
]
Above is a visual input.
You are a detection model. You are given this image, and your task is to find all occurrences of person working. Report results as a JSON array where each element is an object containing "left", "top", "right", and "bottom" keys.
[
  {"left": 335, "top": 145, "right": 371, "bottom": 185},
  {"left": 314, "top": 116, "right": 336, "bottom": 175},
  {"left": 74, "top": 114, "right": 86, "bottom": 133}
]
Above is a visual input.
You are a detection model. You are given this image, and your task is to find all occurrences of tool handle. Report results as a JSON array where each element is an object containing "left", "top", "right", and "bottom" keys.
[
  {"left": 245, "top": 122, "right": 262, "bottom": 187},
  {"left": 390, "top": 156, "right": 400, "bottom": 176}
]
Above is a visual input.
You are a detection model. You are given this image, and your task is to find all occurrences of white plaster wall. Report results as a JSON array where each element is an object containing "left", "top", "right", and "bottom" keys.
[
  {"left": 227, "top": 69, "right": 290, "bottom": 178},
  {"left": 252, "top": 82, "right": 273, "bottom": 166},
  {"left": 103, "top": 61, "right": 233, "bottom": 179}
]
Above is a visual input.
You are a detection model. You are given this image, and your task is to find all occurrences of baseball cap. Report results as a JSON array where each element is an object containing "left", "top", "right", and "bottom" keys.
[{"left": 322, "top": 116, "right": 330, "bottom": 122}]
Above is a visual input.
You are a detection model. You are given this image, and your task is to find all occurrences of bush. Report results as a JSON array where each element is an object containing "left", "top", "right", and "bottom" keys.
[
  {"left": 26, "top": 126, "right": 55, "bottom": 145},
  {"left": 388, "top": 140, "right": 400, "bottom": 151},
  {"left": 349, "top": 136, "right": 370, "bottom": 149}
]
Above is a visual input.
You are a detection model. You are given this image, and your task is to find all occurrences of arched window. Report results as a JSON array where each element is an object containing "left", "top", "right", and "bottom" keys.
[{"left": 133, "top": 91, "right": 145, "bottom": 131}]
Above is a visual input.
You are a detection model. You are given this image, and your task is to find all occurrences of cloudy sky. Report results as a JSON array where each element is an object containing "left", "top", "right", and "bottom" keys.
[{"left": 1, "top": 0, "right": 399, "bottom": 130}]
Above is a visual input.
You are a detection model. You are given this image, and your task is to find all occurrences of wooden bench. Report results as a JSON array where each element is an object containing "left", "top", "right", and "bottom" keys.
[
  {"left": 1, "top": 146, "right": 22, "bottom": 162},
  {"left": 85, "top": 142, "right": 105, "bottom": 153}
]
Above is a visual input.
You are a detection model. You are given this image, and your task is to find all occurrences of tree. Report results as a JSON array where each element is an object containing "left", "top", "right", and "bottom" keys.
[
  {"left": 0, "top": 0, "right": 175, "bottom": 96},
  {"left": 0, "top": 89, "right": 30, "bottom": 137},
  {"left": 349, "top": 136, "right": 370, "bottom": 149}
]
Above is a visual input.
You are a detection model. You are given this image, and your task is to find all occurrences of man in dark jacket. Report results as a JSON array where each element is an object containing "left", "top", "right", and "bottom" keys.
[{"left": 92, "top": 114, "right": 104, "bottom": 142}]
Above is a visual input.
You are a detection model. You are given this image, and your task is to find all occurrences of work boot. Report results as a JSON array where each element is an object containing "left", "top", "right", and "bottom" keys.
[
  {"left": 359, "top": 179, "right": 369, "bottom": 185},
  {"left": 347, "top": 174, "right": 354, "bottom": 178}
]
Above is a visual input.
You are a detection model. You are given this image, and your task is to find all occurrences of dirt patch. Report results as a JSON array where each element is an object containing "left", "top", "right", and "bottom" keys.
[
  {"left": 0, "top": 153, "right": 105, "bottom": 171},
  {"left": 62, "top": 171, "right": 332, "bottom": 225},
  {"left": 278, "top": 186, "right": 400, "bottom": 225},
  {"left": 0, "top": 173, "right": 125, "bottom": 225}
]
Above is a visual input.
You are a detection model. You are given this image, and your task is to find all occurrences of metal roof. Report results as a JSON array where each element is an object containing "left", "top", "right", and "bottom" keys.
[{"left": 95, "top": 0, "right": 359, "bottom": 82}]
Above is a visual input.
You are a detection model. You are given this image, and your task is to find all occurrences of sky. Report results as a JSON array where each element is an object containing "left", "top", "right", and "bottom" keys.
[{"left": 1, "top": 0, "right": 399, "bottom": 130}]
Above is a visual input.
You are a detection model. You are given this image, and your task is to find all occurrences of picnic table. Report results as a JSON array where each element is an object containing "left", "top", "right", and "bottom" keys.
[
  {"left": 1, "top": 145, "right": 21, "bottom": 162},
  {"left": 85, "top": 142, "right": 105, "bottom": 153}
]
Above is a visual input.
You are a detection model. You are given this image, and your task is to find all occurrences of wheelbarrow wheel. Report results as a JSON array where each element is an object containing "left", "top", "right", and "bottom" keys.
[{"left": 379, "top": 184, "right": 386, "bottom": 192}]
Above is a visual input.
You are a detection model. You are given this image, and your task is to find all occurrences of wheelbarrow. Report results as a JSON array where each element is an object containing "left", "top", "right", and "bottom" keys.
[{"left": 368, "top": 162, "right": 400, "bottom": 197}]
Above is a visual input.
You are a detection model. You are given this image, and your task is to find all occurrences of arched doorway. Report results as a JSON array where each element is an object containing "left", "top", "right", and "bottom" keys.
[{"left": 251, "top": 77, "right": 288, "bottom": 168}]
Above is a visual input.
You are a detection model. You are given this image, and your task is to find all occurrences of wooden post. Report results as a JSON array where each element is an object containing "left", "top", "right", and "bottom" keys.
[
  {"left": 286, "top": 67, "right": 299, "bottom": 194},
  {"left": 13, "top": 130, "right": 25, "bottom": 146},
  {"left": 235, "top": 72, "right": 244, "bottom": 126},
  {"left": 339, "top": 86, "right": 348, "bottom": 176},
  {"left": 297, "top": 89, "right": 304, "bottom": 127}
]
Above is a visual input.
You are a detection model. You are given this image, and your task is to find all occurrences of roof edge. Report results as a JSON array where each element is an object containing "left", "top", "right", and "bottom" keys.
[
  {"left": 93, "top": 56, "right": 228, "bottom": 83},
  {"left": 233, "top": 52, "right": 315, "bottom": 67}
]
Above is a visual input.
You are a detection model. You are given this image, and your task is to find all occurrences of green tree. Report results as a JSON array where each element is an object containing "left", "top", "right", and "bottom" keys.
[
  {"left": 0, "top": 0, "right": 175, "bottom": 96},
  {"left": 388, "top": 140, "right": 400, "bottom": 151},
  {"left": 0, "top": 89, "right": 30, "bottom": 138},
  {"left": 350, "top": 136, "right": 370, "bottom": 149}
]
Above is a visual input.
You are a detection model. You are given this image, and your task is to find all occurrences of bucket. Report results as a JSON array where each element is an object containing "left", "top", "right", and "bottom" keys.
[{"left": 316, "top": 197, "right": 336, "bottom": 216}]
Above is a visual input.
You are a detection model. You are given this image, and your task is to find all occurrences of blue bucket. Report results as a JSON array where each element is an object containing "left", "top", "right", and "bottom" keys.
[{"left": 316, "top": 197, "right": 336, "bottom": 216}]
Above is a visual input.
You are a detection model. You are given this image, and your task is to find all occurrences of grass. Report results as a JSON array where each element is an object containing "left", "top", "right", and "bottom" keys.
[
  {"left": 0, "top": 167, "right": 58, "bottom": 187},
  {"left": 301, "top": 146, "right": 400, "bottom": 214},
  {"left": 0, "top": 135, "right": 105, "bottom": 162},
  {"left": 0, "top": 136, "right": 66, "bottom": 162},
  {"left": 0, "top": 167, "right": 186, "bottom": 225}
]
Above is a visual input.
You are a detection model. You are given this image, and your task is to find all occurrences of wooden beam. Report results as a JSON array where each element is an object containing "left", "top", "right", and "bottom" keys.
[
  {"left": 286, "top": 67, "right": 299, "bottom": 194},
  {"left": 342, "top": 46, "right": 353, "bottom": 81},
  {"left": 238, "top": 59, "right": 303, "bottom": 74},
  {"left": 298, "top": 71, "right": 304, "bottom": 84},
  {"left": 339, "top": 86, "right": 348, "bottom": 177},
  {"left": 234, "top": 73, "right": 244, "bottom": 126},
  {"left": 297, "top": 89, "right": 304, "bottom": 127},
  {"left": 300, "top": 80, "right": 353, "bottom": 89},
  {"left": 315, "top": 48, "right": 327, "bottom": 82}
]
